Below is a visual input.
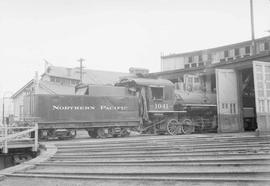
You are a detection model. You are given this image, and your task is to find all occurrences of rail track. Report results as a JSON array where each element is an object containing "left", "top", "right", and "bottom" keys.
[{"left": 1, "top": 132, "right": 270, "bottom": 186}]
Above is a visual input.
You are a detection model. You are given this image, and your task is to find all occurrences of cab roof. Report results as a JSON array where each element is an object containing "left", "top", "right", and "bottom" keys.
[{"left": 117, "top": 78, "right": 174, "bottom": 87}]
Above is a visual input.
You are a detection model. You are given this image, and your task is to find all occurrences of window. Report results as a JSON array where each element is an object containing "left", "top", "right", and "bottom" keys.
[
  {"left": 198, "top": 62, "right": 204, "bottom": 67},
  {"left": 193, "top": 56, "right": 198, "bottom": 62},
  {"left": 71, "top": 80, "right": 79, "bottom": 85},
  {"left": 62, "top": 79, "right": 68, "bottom": 84},
  {"left": 55, "top": 77, "right": 61, "bottom": 83},
  {"left": 207, "top": 54, "right": 212, "bottom": 60},
  {"left": 184, "top": 64, "right": 190, "bottom": 69},
  {"left": 188, "top": 56, "right": 193, "bottom": 63},
  {"left": 211, "top": 74, "right": 216, "bottom": 93},
  {"left": 224, "top": 50, "right": 229, "bottom": 58},
  {"left": 67, "top": 68, "right": 72, "bottom": 76},
  {"left": 198, "top": 55, "right": 202, "bottom": 62},
  {"left": 234, "top": 48, "right": 240, "bottom": 56},
  {"left": 151, "top": 87, "right": 163, "bottom": 100},
  {"left": 19, "top": 105, "right": 24, "bottom": 121},
  {"left": 245, "top": 46, "right": 251, "bottom": 54},
  {"left": 191, "top": 63, "right": 197, "bottom": 68},
  {"left": 76, "top": 87, "right": 89, "bottom": 95},
  {"left": 265, "top": 42, "right": 269, "bottom": 50},
  {"left": 194, "top": 77, "right": 199, "bottom": 83},
  {"left": 50, "top": 76, "right": 57, "bottom": 82},
  {"left": 188, "top": 77, "right": 193, "bottom": 83},
  {"left": 220, "top": 58, "right": 226, "bottom": 62}
]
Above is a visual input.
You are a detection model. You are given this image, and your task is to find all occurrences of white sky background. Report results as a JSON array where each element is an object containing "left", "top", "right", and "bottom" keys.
[{"left": 0, "top": 0, "right": 270, "bottom": 96}]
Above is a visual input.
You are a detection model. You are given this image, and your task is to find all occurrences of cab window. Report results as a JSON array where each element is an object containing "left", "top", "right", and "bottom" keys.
[
  {"left": 164, "top": 87, "right": 173, "bottom": 100},
  {"left": 151, "top": 87, "right": 163, "bottom": 100}
]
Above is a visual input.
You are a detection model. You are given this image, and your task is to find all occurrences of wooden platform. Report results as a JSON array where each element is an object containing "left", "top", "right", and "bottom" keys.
[
  {"left": 0, "top": 138, "right": 36, "bottom": 153},
  {"left": 1, "top": 132, "right": 270, "bottom": 186},
  {"left": 0, "top": 124, "right": 38, "bottom": 154}
]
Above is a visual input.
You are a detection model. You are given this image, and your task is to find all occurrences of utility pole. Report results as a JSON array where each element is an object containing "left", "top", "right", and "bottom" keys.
[
  {"left": 250, "top": 0, "right": 256, "bottom": 55},
  {"left": 2, "top": 98, "right": 4, "bottom": 125},
  {"left": 77, "top": 58, "right": 85, "bottom": 83}
]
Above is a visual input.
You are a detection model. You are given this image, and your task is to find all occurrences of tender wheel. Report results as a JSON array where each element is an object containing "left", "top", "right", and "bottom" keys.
[
  {"left": 120, "top": 128, "right": 130, "bottom": 137},
  {"left": 88, "top": 130, "right": 98, "bottom": 138},
  {"left": 38, "top": 129, "right": 49, "bottom": 140},
  {"left": 181, "top": 119, "right": 194, "bottom": 134},
  {"left": 167, "top": 119, "right": 182, "bottom": 135},
  {"left": 69, "top": 129, "right": 77, "bottom": 138},
  {"left": 97, "top": 128, "right": 108, "bottom": 138}
]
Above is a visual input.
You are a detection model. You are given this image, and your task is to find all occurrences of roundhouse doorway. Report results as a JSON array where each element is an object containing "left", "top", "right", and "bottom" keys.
[
  {"left": 216, "top": 61, "right": 270, "bottom": 133},
  {"left": 240, "top": 68, "right": 257, "bottom": 131}
]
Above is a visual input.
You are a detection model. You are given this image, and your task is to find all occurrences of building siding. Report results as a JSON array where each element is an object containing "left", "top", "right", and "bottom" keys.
[{"left": 161, "top": 36, "right": 270, "bottom": 71}]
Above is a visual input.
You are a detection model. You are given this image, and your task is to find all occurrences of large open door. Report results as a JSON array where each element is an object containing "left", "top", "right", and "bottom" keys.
[
  {"left": 216, "top": 69, "right": 241, "bottom": 133},
  {"left": 253, "top": 61, "right": 270, "bottom": 132}
]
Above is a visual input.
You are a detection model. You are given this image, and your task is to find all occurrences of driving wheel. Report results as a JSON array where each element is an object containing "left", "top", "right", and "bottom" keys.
[
  {"left": 181, "top": 119, "right": 194, "bottom": 134},
  {"left": 167, "top": 119, "right": 182, "bottom": 135}
]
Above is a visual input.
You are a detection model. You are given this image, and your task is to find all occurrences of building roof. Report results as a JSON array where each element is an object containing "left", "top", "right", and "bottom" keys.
[
  {"left": 11, "top": 80, "right": 76, "bottom": 99},
  {"left": 11, "top": 79, "right": 35, "bottom": 99},
  {"left": 38, "top": 80, "right": 75, "bottom": 95},
  {"left": 12, "top": 65, "right": 133, "bottom": 99},
  {"left": 151, "top": 51, "right": 270, "bottom": 79},
  {"left": 42, "top": 65, "right": 131, "bottom": 85}
]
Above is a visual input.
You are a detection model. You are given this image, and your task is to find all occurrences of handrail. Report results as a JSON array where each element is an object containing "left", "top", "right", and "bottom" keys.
[
  {"left": 0, "top": 127, "right": 34, "bottom": 129},
  {"left": 0, "top": 123, "right": 38, "bottom": 154}
]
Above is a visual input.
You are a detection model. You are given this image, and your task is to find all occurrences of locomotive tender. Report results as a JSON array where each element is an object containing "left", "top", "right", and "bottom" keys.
[{"left": 23, "top": 77, "right": 213, "bottom": 139}]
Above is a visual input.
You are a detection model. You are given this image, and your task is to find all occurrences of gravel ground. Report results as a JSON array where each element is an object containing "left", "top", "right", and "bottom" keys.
[{"left": 0, "top": 177, "right": 266, "bottom": 186}]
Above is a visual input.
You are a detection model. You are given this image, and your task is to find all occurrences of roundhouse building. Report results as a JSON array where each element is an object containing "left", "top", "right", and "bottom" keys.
[{"left": 152, "top": 36, "right": 270, "bottom": 134}]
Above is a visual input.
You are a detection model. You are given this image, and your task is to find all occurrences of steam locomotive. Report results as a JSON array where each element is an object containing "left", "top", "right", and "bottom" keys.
[{"left": 23, "top": 77, "right": 217, "bottom": 139}]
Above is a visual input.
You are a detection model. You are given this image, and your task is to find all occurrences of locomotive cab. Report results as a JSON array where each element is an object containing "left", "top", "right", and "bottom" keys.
[
  {"left": 116, "top": 77, "right": 187, "bottom": 135},
  {"left": 148, "top": 85, "right": 175, "bottom": 112},
  {"left": 116, "top": 77, "right": 177, "bottom": 113}
]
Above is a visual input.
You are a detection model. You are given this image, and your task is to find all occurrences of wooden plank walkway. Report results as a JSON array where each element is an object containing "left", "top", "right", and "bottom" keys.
[
  {"left": 0, "top": 132, "right": 270, "bottom": 186},
  {"left": 0, "top": 139, "right": 36, "bottom": 153},
  {"left": 0, "top": 124, "right": 38, "bottom": 154}
]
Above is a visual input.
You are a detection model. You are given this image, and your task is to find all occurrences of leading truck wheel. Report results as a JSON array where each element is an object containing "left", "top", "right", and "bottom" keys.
[
  {"left": 167, "top": 119, "right": 182, "bottom": 135},
  {"left": 181, "top": 119, "right": 194, "bottom": 134}
]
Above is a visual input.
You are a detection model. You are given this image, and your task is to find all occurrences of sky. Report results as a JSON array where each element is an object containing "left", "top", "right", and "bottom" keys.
[{"left": 0, "top": 0, "right": 270, "bottom": 97}]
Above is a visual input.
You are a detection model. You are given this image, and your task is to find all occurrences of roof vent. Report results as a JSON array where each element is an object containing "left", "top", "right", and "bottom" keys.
[{"left": 129, "top": 67, "right": 149, "bottom": 75}]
